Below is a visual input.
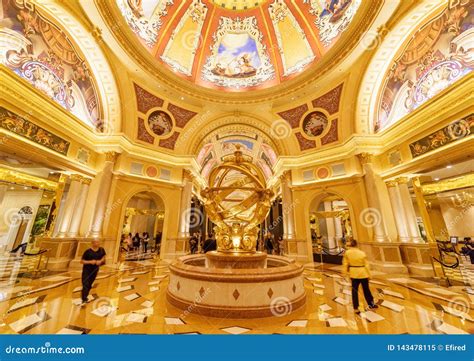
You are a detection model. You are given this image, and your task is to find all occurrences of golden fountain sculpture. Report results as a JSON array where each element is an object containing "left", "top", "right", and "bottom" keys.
[
  {"left": 201, "top": 146, "right": 274, "bottom": 253},
  {"left": 167, "top": 146, "right": 305, "bottom": 318}
]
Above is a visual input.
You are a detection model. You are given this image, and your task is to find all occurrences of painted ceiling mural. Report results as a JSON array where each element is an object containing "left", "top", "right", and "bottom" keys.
[
  {"left": 117, "top": 0, "right": 361, "bottom": 91},
  {"left": 376, "top": 1, "right": 473, "bottom": 132},
  {"left": 0, "top": 0, "right": 101, "bottom": 129},
  {"left": 197, "top": 130, "right": 278, "bottom": 179}
]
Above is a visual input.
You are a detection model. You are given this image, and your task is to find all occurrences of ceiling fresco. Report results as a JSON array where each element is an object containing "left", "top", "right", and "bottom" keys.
[
  {"left": 117, "top": 0, "right": 361, "bottom": 91},
  {"left": 376, "top": 1, "right": 473, "bottom": 132},
  {"left": 0, "top": 0, "right": 102, "bottom": 129},
  {"left": 197, "top": 130, "right": 278, "bottom": 179}
]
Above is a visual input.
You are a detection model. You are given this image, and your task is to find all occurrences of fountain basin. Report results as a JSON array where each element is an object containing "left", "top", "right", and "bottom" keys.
[{"left": 167, "top": 253, "right": 306, "bottom": 318}]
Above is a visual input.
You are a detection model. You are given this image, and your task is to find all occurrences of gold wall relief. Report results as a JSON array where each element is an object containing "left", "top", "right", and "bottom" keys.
[
  {"left": 0, "top": 107, "right": 70, "bottom": 155},
  {"left": 409, "top": 114, "right": 473, "bottom": 158}
]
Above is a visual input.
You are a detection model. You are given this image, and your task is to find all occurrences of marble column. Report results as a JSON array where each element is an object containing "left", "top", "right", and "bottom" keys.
[
  {"left": 281, "top": 171, "right": 295, "bottom": 239},
  {"left": 324, "top": 201, "right": 336, "bottom": 249},
  {"left": 0, "top": 184, "right": 8, "bottom": 208},
  {"left": 386, "top": 180, "right": 410, "bottom": 242},
  {"left": 57, "top": 175, "right": 82, "bottom": 237},
  {"left": 88, "top": 152, "right": 118, "bottom": 238},
  {"left": 396, "top": 177, "right": 423, "bottom": 243},
  {"left": 334, "top": 217, "right": 343, "bottom": 245},
  {"left": 178, "top": 170, "right": 193, "bottom": 238},
  {"left": 357, "top": 153, "right": 390, "bottom": 242},
  {"left": 67, "top": 177, "right": 91, "bottom": 237}
]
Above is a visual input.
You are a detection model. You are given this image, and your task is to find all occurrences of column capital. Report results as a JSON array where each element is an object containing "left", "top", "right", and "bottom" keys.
[
  {"left": 357, "top": 152, "right": 374, "bottom": 165},
  {"left": 279, "top": 170, "right": 291, "bottom": 183},
  {"left": 385, "top": 180, "right": 398, "bottom": 188},
  {"left": 183, "top": 169, "right": 194, "bottom": 182},
  {"left": 81, "top": 177, "right": 92, "bottom": 185},
  {"left": 104, "top": 151, "right": 119, "bottom": 163},
  {"left": 70, "top": 174, "right": 83, "bottom": 182},
  {"left": 396, "top": 176, "right": 410, "bottom": 184}
]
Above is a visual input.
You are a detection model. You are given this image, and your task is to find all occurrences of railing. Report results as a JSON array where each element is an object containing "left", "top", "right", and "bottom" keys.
[{"left": 23, "top": 248, "right": 50, "bottom": 278}]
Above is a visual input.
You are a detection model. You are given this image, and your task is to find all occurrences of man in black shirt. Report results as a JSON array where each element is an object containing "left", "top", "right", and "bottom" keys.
[{"left": 80, "top": 239, "right": 106, "bottom": 305}]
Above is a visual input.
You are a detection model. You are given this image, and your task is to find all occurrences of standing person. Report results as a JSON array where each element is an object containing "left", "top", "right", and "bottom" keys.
[
  {"left": 264, "top": 232, "right": 274, "bottom": 254},
  {"left": 79, "top": 239, "right": 106, "bottom": 305},
  {"left": 203, "top": 233, "right": 216, "bottom": 253},
  {"left": 142, "top": 232, "right": 149, "bottom": 253},
  {"left": 126, "top": 233, "right": 133, "bottom": 251},
  {"left": 155, "top": 232, "right": 162, "bottom": 254},
  {"left": 342, "top": 239, "right": 378, "bottom": 314},
  {"left": 190, "top": 233, "right": 199, "bottom": 254},
  {"left": 132, "top": 233, "right": 140, "bottom": 251},
  {"left": 278, "top": 236, "right": 284, "bottom": 255}
]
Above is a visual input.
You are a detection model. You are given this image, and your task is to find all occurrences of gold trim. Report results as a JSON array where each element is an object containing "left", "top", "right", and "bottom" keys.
[
  {"left": 421, "top": 173, "right": 474, "bottom": 195},
  {"left": 0, "top": 168, "right": 58, "bottom": 191}
]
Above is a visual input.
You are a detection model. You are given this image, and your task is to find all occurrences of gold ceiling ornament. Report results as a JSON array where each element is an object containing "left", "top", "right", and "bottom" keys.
[
  {"left": 201, "top": 145, "right": 274, "bottom": 253},
  {"left": 0, "top": 168, "right": 58, "bottom": 192}
]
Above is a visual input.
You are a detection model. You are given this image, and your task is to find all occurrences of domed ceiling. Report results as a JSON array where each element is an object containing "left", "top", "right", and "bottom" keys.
[{"left": 117, "top": 0, "right": 361, "bottom": 91}]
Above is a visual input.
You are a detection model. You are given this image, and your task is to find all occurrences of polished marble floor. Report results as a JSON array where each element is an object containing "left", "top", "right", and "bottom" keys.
[{"left": 0, "top": 254, "right": 472, "bottom": 334}]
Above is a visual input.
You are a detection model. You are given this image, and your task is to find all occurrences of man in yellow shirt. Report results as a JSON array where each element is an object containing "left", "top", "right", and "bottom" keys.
[{"left": 342, "top": 239, "right": 378, "bottom": 314}]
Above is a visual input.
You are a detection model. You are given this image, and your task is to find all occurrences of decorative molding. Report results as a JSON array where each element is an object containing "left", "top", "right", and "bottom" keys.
[
  {"left": 0, "top": 107, "right": 70, "bottom": 155},
  {"left": 409, "top": 114, "right": 473, "bottom": 158},
  {"left": 167, "top": 103, "right": 197, "bottom": 128},
  {"left": 295, "top": 132, "right": 316, "bottom": 151},
  {"left": 278, "top": 104, "right": 309, "bottom": 129},
  {"left": 159, "top": 131, "right": 180, "bottom": 150},
  {"left": 133, "top": 83, "right": 164, "bottom": 114},
  {"left": 311, "top": 83, "right": 344, "bottom": 115}
]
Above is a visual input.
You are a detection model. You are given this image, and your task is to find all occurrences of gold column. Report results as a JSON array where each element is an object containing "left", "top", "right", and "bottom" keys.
[
  {"left": 396, "top": 177, "right": 423, "bottom": 243},
  {"left": 178, "top": 170, "right": 194, "bottom": 238},
  {"left": 412, "top": 177, "right": 435, "bottom": 243},
  {"left": 67, "top": 177, "right": 92, "bottom": 237},
  {"left": 57, "top": 174, "right": 82, "bottom": 237},
  {"left": 357, "top": 153, "right": 390, "bottom": 242},
  {"left": 88, "top": 151, "right": 118, "bottom": 238},
  {"left": 47, "top": 174, "right": 67, "bottom": 237},
  {"left": 386, "top": 180, "right": 410, "bottom": 242},
  {"left": 281, "top": 171, "right": 295, "bottom": 239}
]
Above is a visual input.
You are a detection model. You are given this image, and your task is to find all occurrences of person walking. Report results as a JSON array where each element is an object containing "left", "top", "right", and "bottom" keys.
[
  {"left": 79, "top": 239, "right": 106, "bottom": 306},
  {"left": 342, "top": 239, "right": 378, "bottom": 314}
]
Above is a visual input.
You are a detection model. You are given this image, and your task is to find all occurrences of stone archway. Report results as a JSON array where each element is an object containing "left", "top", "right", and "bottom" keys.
[{"left": 115, "top": 190, "right": 166, "bottom": 261}]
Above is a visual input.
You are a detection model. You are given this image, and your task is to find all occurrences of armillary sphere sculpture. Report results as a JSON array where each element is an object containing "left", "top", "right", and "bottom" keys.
[{"left": 201, "top": 146, "right": 274, "bottom": 253}]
